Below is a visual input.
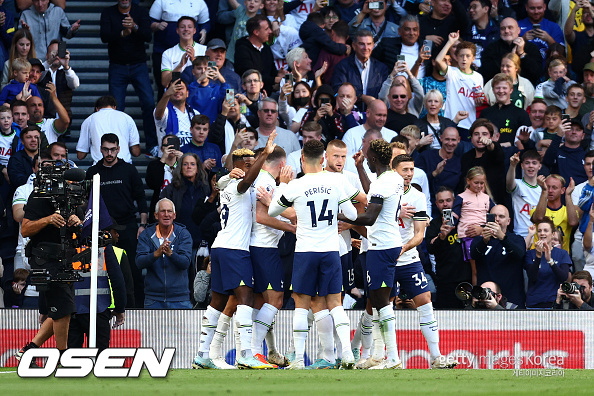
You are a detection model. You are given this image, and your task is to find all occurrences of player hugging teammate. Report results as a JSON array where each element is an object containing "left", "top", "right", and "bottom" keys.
[{"left": 193, "top": 137, "right": 457, "bottom": 370}]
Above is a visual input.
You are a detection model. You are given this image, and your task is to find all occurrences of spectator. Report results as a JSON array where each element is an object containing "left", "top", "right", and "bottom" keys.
[
  {"left": 435, "top": 33, "right": 484, "bottom": 136},
  {"left": 541, "top": 59, "right": 576, "bottom": 109},
  {"left": 483, "top": 52, "right": 535, "bottom": 110},
  {"left": 223, "top": 126, "right": 258, "bottom": 170},
  {"left": 211, "top": 95, "right": 249, "bottom": 157},
  {"left": 235, "top": 15, "right": 282, "bottom": 95},
  {"left": 479, "top": 17, "right": 543, "bottom": 86},
  {"left": 506, "top": 150, "right": 542, "bottom": 238},
  {"left": 254, "top": 98, "right": 300, "bottom": 154},
  {"left": 564, "top": 1, "right": 594, "bottom": 83},
  {"left": 236, "top": 69, "right": 264, "bottom": 128},
  {"left": 137, "top": 198, "right": 193, "bottom": 309},
  {"left": 385, "top": 81, "right": 418, "bottom": 134},
  {"left": 26, "top": 57, "right": 49, "bottom": 107},
  {"left": 226, "top": 0, "right": 265, "bottom": 64},
  {"left": 419, "top": 0, "right": 470, "bottom": 50},
  {"left": 285, "top": 121, "right": 323, "bottom": 176},
  {"left": 76, "top": 95, "right": 140, "bottom": 164},
  {"left": 161, "top": 16, "right": 207, "bottom": 89},
  {"left": 279, "top": 80, "right": 312, "bottom": 134},
  {"left": 0, "top": 58, "right": 41, "bottom": 105},
  {"left": 285, "top": 47, "right": 315, "bottom": 88},
  {"left": 7, "top": 125, "right": 38, "bottom": 187},
  {"left": 415, "top": 90, "right": 468, "bottom": 151},
  {"left": 528, "top": 104, "right": 563, "bottom": 155},
  {"left": 301, "top": 13, "right": 349, "bottom": 68},
  {"left": 531, "top": 174, "right": 579, "bottom": 254},
  {"left": 19, "top": 0, "right": 80, "bottom": 60},
  {"left": 524, "top": 217, "right": 571, "bottom": 309},
  {"left": 0, "top": 106, "right": 14, "bottom": 178},
  {"left": 518, "top": 0, "right": 564, "bottom": 61},
  {"left": 332, "top": 29, "right": 390, "bottom": 106},
  {"left": 470, "top": 205, "right": 527, "bottom": 307},
  {"left": 479, "top": 73, "right": 531, "bottom": 147},
  {"left": 348, "top": 0, "right": 399, "bottom": 46},
  {"left": 426, "top": 186, "right": 470, "bottom": 309},
  {"left": 39, "top": 40, "right": 78, "bottom": 121},
  {"left": 417, "top": 127, "right": 463, "bottom": 202},
  {"left": 154, "top": 79, "right": 200, "bottom": 150},
  {"left": 464, "top": 0, "right": 499, "bottom": 69},
  {"left": 312, "top": 20, "right": 350, "bottom": 85},
  {"left": 181, "top": 114, "right": 222, "bottom": 169},
  {"left": 1, "top": 28, "right": 36, "bottom": 89},
  {"left": 100, "top": 0, "right": 157, "bottom": 156},
  {"left": 182, "top": 38, "right": 241, "bottom": 91},
  {"left": 543, "top": 118, "right": 587, "bottom": 186},
  {"left": 342, "top": 98, "right": 396, "bottom": 157},
  {"left": 335, "top": 0, "right": 362, "bottom": 22},
  {"left": 582, "top": 209, "right": 594, "bottom": 277},
  {"left": 146, "top": 134, "right": 183, "bottom": 221},
  {"left": 27, "top": 83, "right": 69, "bottom": 144},
  {"left": 459, "top": 119, "right": 506, "bottom": 205},
  {"left": 262, "top": 0, "right": 302, "bottom": 69},
  {"left": 187, "top": 56, "right": 229, "bottom": 123},
  {"left": 86, "top": 133, "right": 148, "bottom": 308},
  {"left": 566, "top": 84, "right": 586, "bottom": 120},
  {"left": 48, "top": 141, "right": 74, "bottom": 167},
  {"left": 0, "top": 0, "right": 15, "bottom": 72},
  {"left": 8, "top": 99, "right": 48, "bottom": 153},
  {"left": 373, "top": 14, "right": 426, "bottom": 78},
  {"left": 553, "top": 270, "right": 593, "bottom": 310}
]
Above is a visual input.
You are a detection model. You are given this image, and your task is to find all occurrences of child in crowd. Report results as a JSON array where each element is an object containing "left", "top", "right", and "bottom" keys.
[
  {"left": 541, "top": 59, "right": 576, "bottom": 109},
  {"left": 453, "top": 166, "right": 495, "bottom": 285},
  {"left": 187, "top": 56, "right": 229, "bottom": 122},
  {"left": 0, "top": 106, "right": 15, "bottom": 182},
  {"left": 182, "top": 114, "right": 222, "bottom": 170},
  {"left": 223, "top": 127, "right": 258, "bottom": 170},
  {"left": 0, "top": 58, "right": 41, "bottom": 105},
  {"left": 226, "top": 0, "right": 264, "bottom": 63},
  {"left": 530, "top": 105, "right": 563, "bottom": 154}
]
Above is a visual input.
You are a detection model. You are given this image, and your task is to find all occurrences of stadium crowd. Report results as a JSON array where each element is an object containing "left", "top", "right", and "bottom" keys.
[{"left": 3, "top": 0, "right": 594, "bottom": 369}]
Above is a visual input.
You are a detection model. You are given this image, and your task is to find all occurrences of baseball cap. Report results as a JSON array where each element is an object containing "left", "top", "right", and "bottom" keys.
[
  {"left": 570, "top": 118, "right": 584, "bottom": 130},
  {"left": 28, "top": 58, "right": 43, "bottom": 68},
  {"left": 584, "top": 63, "right": 594, "bottom": 73},
  {"left": 207, "top": 39, "right": 226, "bottom": 50}
]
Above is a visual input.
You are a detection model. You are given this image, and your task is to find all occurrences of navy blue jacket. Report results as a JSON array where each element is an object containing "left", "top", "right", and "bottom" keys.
[
  {"left": 136, "top": 222, "right": 193, "bottom": 302},
  {"left": 299, "top": 20, "right": 348, "bottom": 65},
  {"left": 331, "top": 55, "right": 389, "bottom": 101},
  {"left": 7, "top": 149, "right": 33, "bottom": 188},
  {"left": 524, "top": 248, "right": 571, "bottom": 308},
  {"left": 416, "top": 148, "right": 462, "bottom": 199},
  {"left": 470, "top": 233, "right": 527, "bottom": 308},
  {"left": 542, "top": 134, "right": 587, "bottom": 186}
]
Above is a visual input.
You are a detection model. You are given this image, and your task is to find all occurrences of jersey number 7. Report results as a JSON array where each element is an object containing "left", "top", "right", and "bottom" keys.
[{"left": 306, "top": 199, "right": 333, "bottom": 227}]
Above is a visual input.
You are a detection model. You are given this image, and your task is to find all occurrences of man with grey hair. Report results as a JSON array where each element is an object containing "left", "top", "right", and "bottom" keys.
[
  {"left": 136, "top": 197, "right": 193, "bottom": 309},
  {"left": 255, "top": 98, "right": 300, "bottom": 154}
]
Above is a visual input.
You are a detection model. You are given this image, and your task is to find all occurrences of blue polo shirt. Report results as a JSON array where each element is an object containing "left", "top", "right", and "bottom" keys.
[
  {"left": 181, "top": 140, "right": 222, "bottom": 168},
  {"left": 518, "top": 18, "right": 565, "bottom": 61}
]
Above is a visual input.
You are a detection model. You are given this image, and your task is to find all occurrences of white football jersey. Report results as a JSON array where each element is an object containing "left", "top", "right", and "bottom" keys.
[
  {"left": 0, "top": 130, "right": 15, "bottom": 166},
  {"left": 250, "top": 170, "right": 284, "bottom": 248},
  {"left": 271, "top": 171, "right": 357, "bottom": 253},
  {"left": 212, "top": 179, "right": 254, "bottom": 251},
  {"left": 336, "top": 170, "right": 362, "bottom": 254},
  {"left": 510, "top": 178, "right": 541, "bottom": 237},
  {"left": 397, "top": 186, "right": 429, "bottom": 266},
  {"left": 367, "top": 170, "right": 404, "bottom": 251}
]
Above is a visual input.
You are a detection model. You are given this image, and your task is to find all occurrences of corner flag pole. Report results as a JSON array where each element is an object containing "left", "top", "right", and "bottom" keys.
[{"left": 89, "top": 173, "right": 100, "bottom": 348}]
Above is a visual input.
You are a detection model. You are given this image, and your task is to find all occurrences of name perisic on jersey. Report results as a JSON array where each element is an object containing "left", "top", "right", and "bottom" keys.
[{"left": 305, "top": 186, "right": 332, "bottom": 197}]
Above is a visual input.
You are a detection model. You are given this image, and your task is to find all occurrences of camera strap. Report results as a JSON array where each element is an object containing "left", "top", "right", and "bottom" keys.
[{"left": 373, "top": 21, "right": 388, "bottom": 44}]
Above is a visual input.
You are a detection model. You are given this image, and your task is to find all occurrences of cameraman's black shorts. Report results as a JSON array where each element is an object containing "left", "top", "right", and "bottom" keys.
[{"left": 45, "top": 282, "right": 75, "bottom": 319}]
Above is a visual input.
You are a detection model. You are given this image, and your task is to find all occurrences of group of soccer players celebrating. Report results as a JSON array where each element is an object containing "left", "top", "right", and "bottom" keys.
[{"left": 192, "top": 132, "right": 457, "bottom": 370}]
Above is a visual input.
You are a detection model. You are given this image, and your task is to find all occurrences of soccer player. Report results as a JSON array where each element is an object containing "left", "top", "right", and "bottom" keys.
[
  {"left": 193, "top": 132, "right": 277, "bottom": 370},
  {"left": 268, "top": 139, "right": 358, "bottom": 370},
  {"left": 391, "top": 153, "right": 457, "bottom": 369},
  {"left": 250, "top": 146, "right": 296, "bottom": 367},
  {"left": 338, "top": 139, "right": 405, "bottom": 369}
]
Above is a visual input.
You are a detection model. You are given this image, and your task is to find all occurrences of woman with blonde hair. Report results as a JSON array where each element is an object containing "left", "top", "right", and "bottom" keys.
[
  {"left": 483, "top": 52, "right": 534, "bottom": 110},
  {"left": 1, "top": 29, "right": 36, "bottom": 89}
]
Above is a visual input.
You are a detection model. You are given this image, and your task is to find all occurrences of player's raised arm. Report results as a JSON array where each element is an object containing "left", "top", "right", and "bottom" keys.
[
  {"left": 338, "top": 196, "right": 383, "bottom": 226},
  {"left": 238, "top": 132, "right": 277, "bottom": 193}
]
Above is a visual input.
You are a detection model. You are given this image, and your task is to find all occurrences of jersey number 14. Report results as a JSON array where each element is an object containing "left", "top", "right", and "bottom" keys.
[{"left": 306, "top": 199, "right": 333, "bottom": 227}]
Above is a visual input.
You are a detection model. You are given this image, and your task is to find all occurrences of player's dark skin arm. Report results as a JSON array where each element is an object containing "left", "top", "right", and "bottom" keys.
[
  {"left": 337, "top": 199, "right": 382, "bottom": 226},
  {"left": 237, "top": 132, "right": 276, "bottom": 194}
]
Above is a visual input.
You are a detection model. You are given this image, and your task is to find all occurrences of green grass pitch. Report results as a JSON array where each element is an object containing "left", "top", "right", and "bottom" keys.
[{"left": 1, "top": 368, "right": 591, "bottom": 395}]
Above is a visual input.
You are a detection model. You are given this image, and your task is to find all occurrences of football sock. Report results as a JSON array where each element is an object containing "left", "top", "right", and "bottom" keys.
[
  {"left": 236, "top": 305, "right": 253, "bottom": 358},
  {"left": 330, "top": 306, "right": 353, "bottom": 361},
  {"left": 265, "top": 324, "right": 277, "bottom": 355},
  {"left": 351, "top": 313, "right": 363, "bottom": 351},
  {"left": 252, "top": 303, "right": 277, "bottom": 356},
  {"left": 418, "top": 302, "right": 441, "bottom": 360},
  {"left": 313, "top": 309, "right": 335, "bottom": 363},
  {"left": 371, "top": 308, "right": 385, "bottom": 360},
  {"left": 198, "top": 305, "right": 221, "bottom": 359},
  {"left": 209, "top": 313, "right": 230, "bottom": 359},
  {"left": 360, "top": 311, "right": 373, "bottom": 359},
  {"left": 293, "top": 308, "right": 309, "bottom": 361},
  {"left": 333, "top": 326, "right": 343, "bottom": 360},
  {"left": 233, "top": 317, "right": 241, "bottom": 357},
  {"left": 379, "top": 305, "right": 399, "bottom": 362}
]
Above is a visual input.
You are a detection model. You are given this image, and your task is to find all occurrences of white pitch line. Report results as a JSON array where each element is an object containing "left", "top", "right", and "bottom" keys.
[{"left": 0, "top": 371, "right": 17, "bottom": 374}]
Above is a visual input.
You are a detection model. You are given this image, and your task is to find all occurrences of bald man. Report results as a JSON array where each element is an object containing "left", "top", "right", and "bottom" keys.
[
  {"left": 342, "top": 100, "right": 397, "bottom": 158},
  {"left": 469, "top": 204, "right": 527, "bottom": 308},
  {"left": 479, "top": 17, "right": 542, "bottom": 85}
]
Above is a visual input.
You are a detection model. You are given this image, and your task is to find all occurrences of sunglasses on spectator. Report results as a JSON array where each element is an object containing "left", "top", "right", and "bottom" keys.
[
  {"left": 261, "top": 109, "right": 278, "bottom": 114},
  {"left": 392, "top": 94, "right": 408, "bottom": 99}
]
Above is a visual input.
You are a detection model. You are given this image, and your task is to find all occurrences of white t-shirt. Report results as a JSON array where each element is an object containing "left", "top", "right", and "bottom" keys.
[
  {"left": 400, "top": 43, "right": 425, "bottom": 79},
  {"left": 270, "top": 23, "right": 302, "bottom": 70},
  {"left": 443, "top": 66, "right": 484, "bottom": 130},
  {"left": 149, "top": 0, "right": 210, "bottom": 23},
  {"left": 38, "top": 118, "right": 64, "bottom": 144},
  {"left": 271, "top": 171, "right": 357, "bottom": 252},
  {"left": 572, "top": 180, "right": 588, "bottom": 240},
  {"left": 13, "top": 174, "right": 36, "bottom": 296},
  {"left": 510, "top": 178, "right": 542, "bottom": 237},
  {"left": 161, "top": 41, "right": 207, "bottom": 73},
  {"left": 154, "top": 105, "right": 199, "bottom": 150},
  {"left": 342, "top": 125, "right": 398, "bottom": 157},
  {"left": 212, "top": 179, "right": 254, "bottom": 251},
  {"left": 0, "top": 129, "right": 15, "bottom": 166},
  {"left": 250, "top": 170, "right": 284, "bottom": 248},
  {"left": 397, "top": 186, "right": 428, "bottom": 266},
  {"left": 367, "top": 170, "right": 404, "bottom": 251},
  {"left": 76, "top": 108, "right": 140, "bottom": 164},
  {"left": 287, "top": 0, "right": 316, "bottom": 27}
]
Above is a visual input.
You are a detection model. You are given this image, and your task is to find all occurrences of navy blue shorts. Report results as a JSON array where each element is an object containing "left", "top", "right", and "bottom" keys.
[
  {"left": 392, "top": 261, "right": 430, "bottom": 299},
  {"left": 292, "top": 251, "right": 342, "bottom": 297},
  {"left": 210, "top": 248, "right": 253, "bottom": 295},
  {"left": 250, "top": 246, "right": 284, "bottom": 293},
  {"left": 366, "top": 247, "right": 401, "bottom": 291},
  {"left": 341, "top": 251, "right": 354, "bottom": 292}
]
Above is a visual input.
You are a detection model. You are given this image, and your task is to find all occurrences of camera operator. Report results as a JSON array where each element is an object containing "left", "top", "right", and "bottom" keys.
[
  {"left": 468, "top": 281, "right": 518, "bottom": 310},
  {"left": 470, "top": 205, "right": 527, "bottom": 308},
  {"left": 553, "top": 271, "right": 594, "bottom": 310},
  {"left": 14, "top": 164, "right": 82, "bottom": 363}
]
